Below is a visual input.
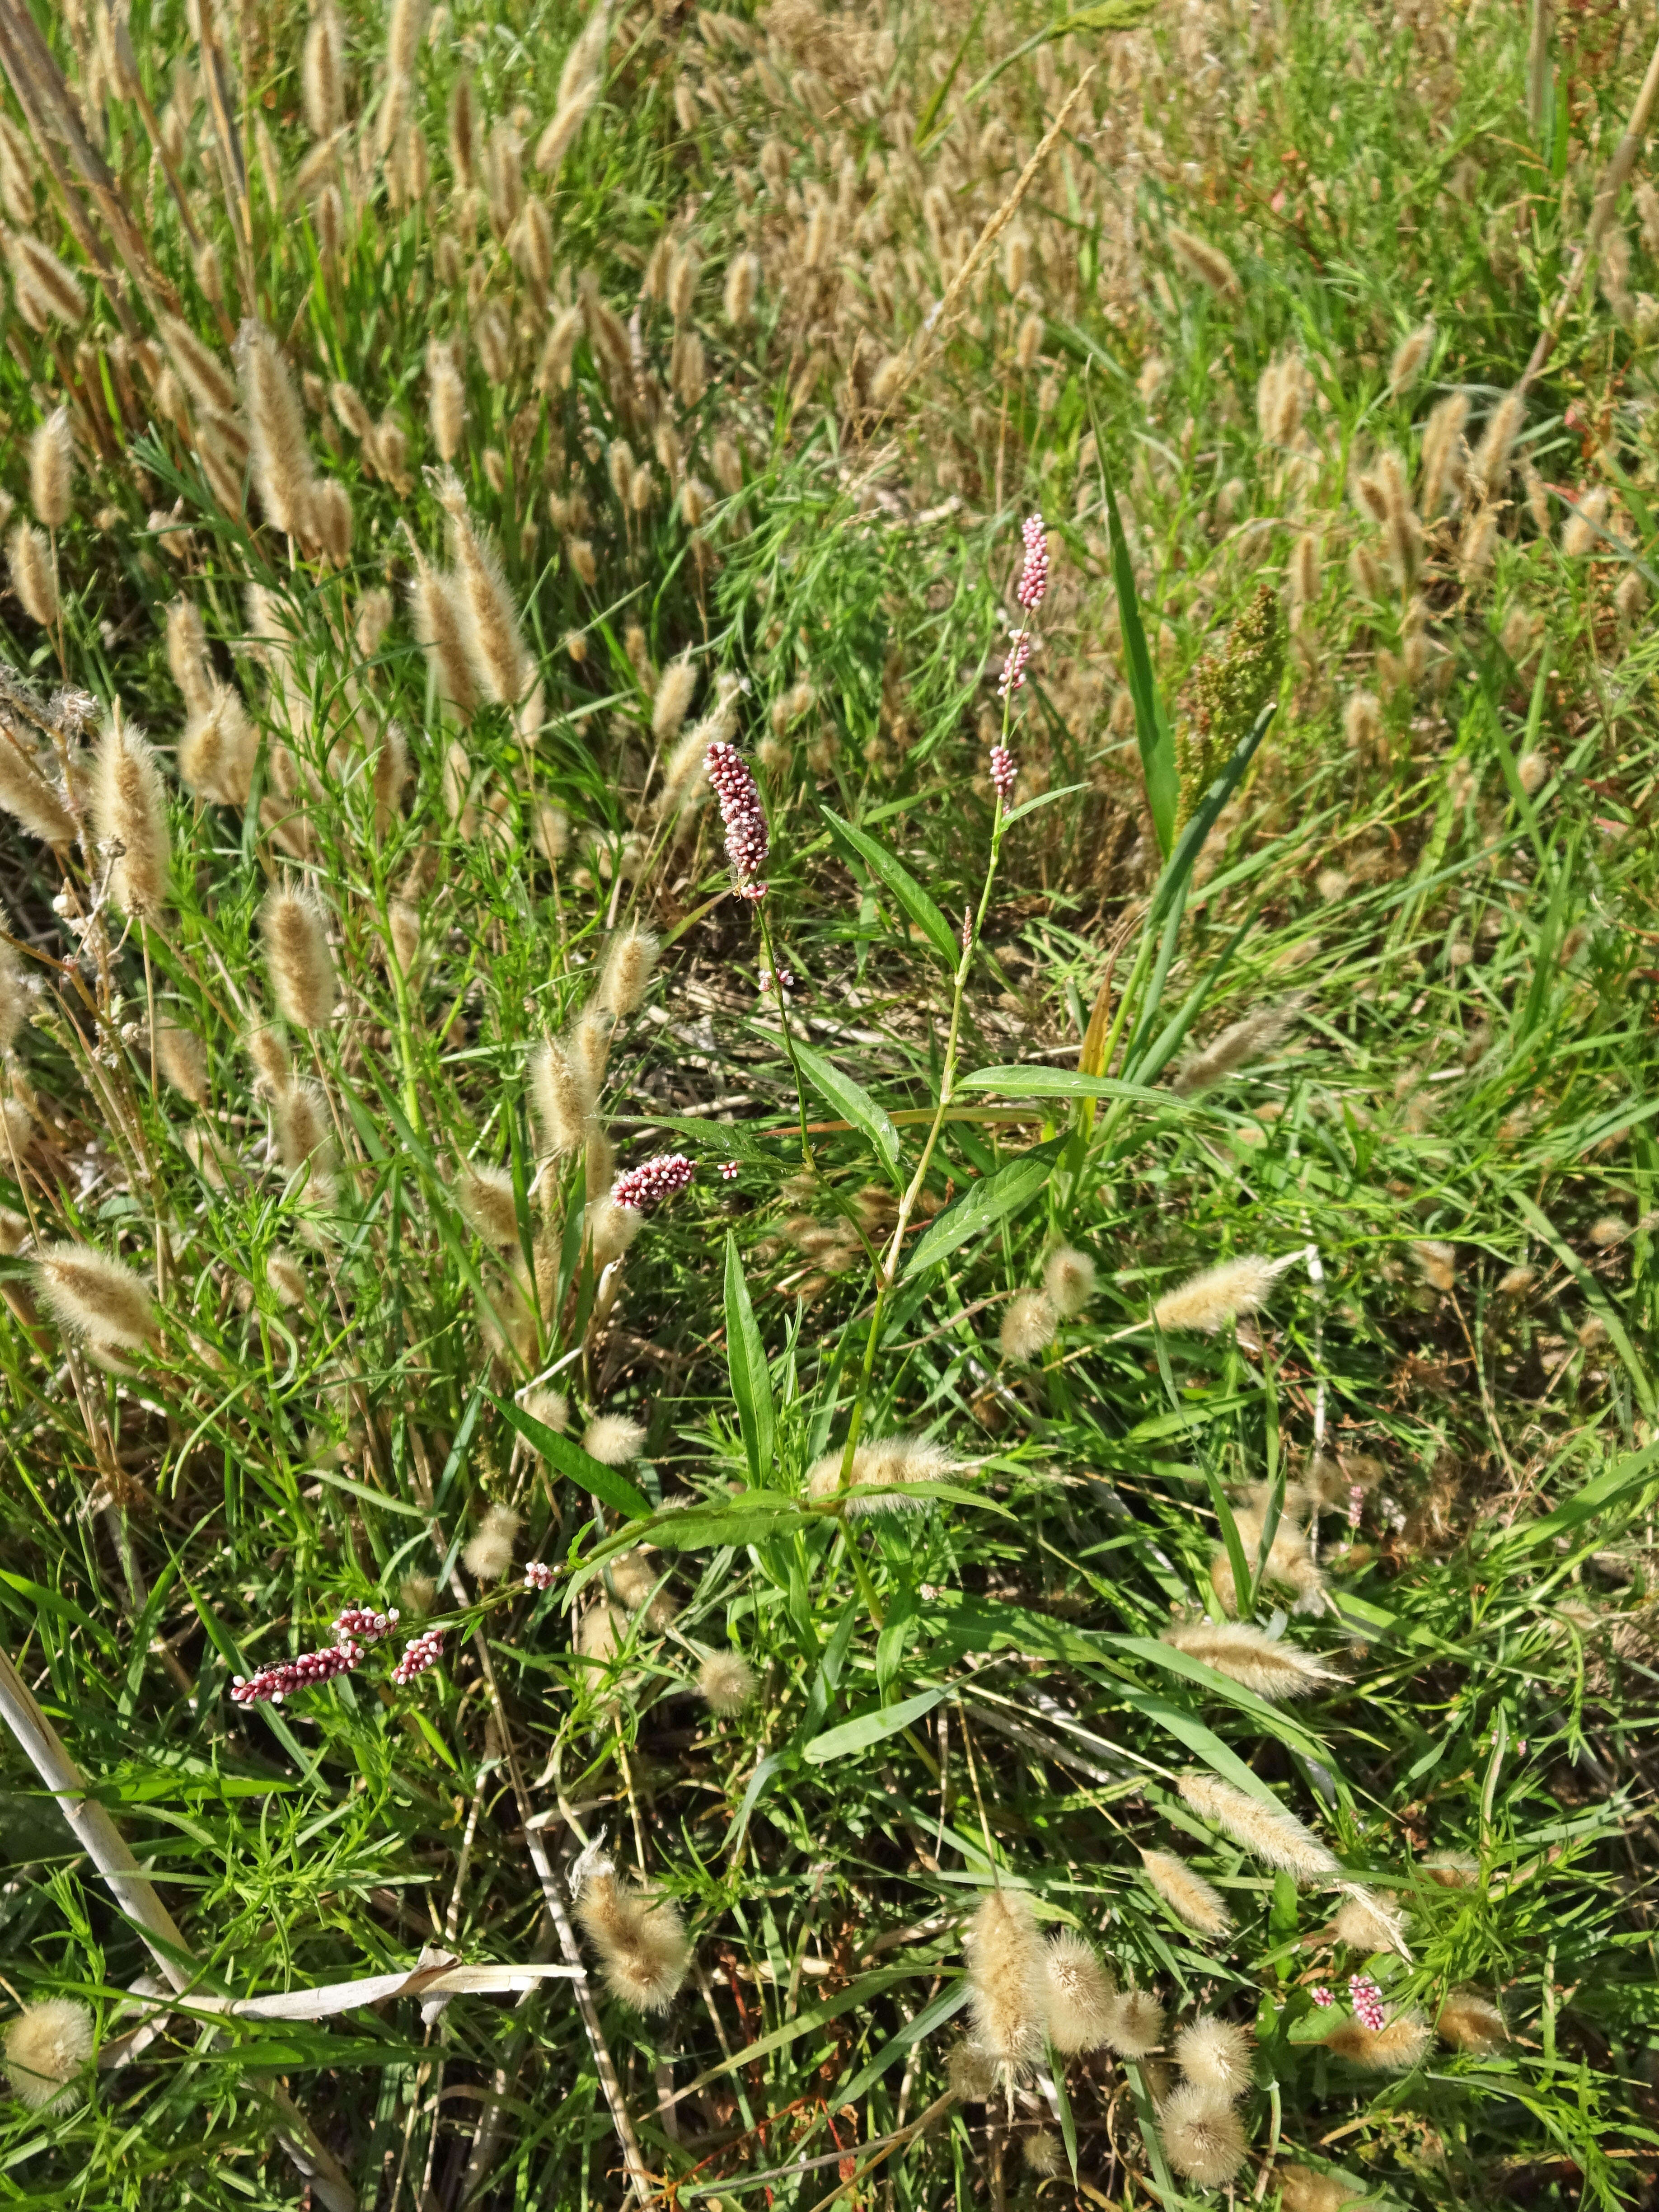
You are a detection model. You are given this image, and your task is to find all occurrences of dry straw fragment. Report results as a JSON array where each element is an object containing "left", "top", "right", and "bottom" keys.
[{"left": 1176, "top": 1770, "right": 1338, "bottom": 1883}]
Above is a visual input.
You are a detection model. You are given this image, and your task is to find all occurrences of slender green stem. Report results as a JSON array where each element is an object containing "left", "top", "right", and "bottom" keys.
[{"left": 757, "top": 900, "right": 814, "bottom": 1173}]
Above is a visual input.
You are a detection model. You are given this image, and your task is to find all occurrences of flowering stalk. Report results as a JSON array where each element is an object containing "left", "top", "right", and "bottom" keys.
[
  {"left": 826, "top": 516, "right": 1046, "bottom": 1515},
  {"left": 611, "top": 1153, "right": 694, "bottom": 1211},
  {"left": 1349, "top": 1974, "right": 1387, "bottom": 2032}
]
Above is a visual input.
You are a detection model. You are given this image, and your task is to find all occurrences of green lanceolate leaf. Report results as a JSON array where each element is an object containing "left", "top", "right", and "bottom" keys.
[
  {"left": 724, "top": 1232, "right": 776, "bottom": 1486},
  {"left": 820, "top": 805, "right": 960, "bottom": 971},
  {"left": 493, "top": 1396, "right": 651, "bottom": 1520},
  {"left": 789, "top": 1034, "right": 903, "bottom": 1181},
  {"left": 1103, "top": 459, "right": 1177, "bottom": 857},
  {"left": 802, "top": 1685, "right": 945, "bottom": 1764},
  {"left": 901, "top": 1138, "right": 1065, "bottom": 1280}
]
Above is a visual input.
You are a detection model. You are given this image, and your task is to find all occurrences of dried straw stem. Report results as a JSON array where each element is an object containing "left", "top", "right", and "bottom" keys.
[{"left": 0, "top": 1645, "right": 355, "bottom": 2212}]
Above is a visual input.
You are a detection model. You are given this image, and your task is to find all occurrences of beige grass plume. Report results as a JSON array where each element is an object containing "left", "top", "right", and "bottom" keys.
[
  {"left": 1153, "top": 1253, "right": 1296, "bottom": 1334},
  {"left": 532, "top": 1037, "right": 594, "bottom": 1156},
  {"left": 463, "top": 1502, "right": 520, "bottom": 1581},
  {"left": 536, "top": 5, "right": 610, "bottom": 174},
  {"left": 93, "top": 718, "right": 169, "bottom": 918},
  {"left": 1167, "top": 224, "right": 1238, "bottom": 296},
  {"left": 36, "top": 1242, "right": 158, "bottom": 1353},
  {"left": 155, "top": 1017, "right": 209, "bottom": 1106},
  {"left": 273, "top": 1079, "right": 335, "bottom": 1179},
  {"left": 1103, "top": 1987, "right": 1164, "bottom": 2057},
  {"left": 1387, "top": 320, "right": 1434, "bottom": 396},
  {"left": 698, "top": 1651, "right": 757, "bottom": 1714},
  {"left": 7, "top": 233, "right": 86, "bottom": 326},
  {"left": 1043, "top": 1246, "right": 1096, "bottom": 1318},
  {"left": 165, "top": 598, "right": 215, "bottom": 715},
  {"left": 804, "top": 1436, "right": 962, "bottom": 1516},
  {"left": 437, "top": 477, "right": 531, "bottom": 704},
  {"left": 236, "top": 321, "right": 317, "bottom": 540},
  {"left": 1469, "top": 390, "right": 1525, "bottom": 501},
  {"left": 1209, "top": 1498, "right": 1324, "bottom": 1617},
  {"left": 1327, "top": 1887, "right": 1411, "bottom": 1959},
  {"left": 428, "top": 344, "right": 466, "bottom": 462},
  {"left": 582, "top": 1414, "right": 646, "bottom": 1465},
  {"left": 405, "top": 538, "right": 477, "bottom": 719},
  {"left": 1172, "top": 1003, "right": 1298, "bottom": 1094},
  {"left": 651, "top": 654, "right": 698, "bottom": 744},
  {"left": 261, "top": 887, "right": 337, "bottom": 1031},
  {"left": 1274, "top": 2168, "right": 1373, "bottom": 2212},
  {"left": 8, "top": 522, "right": 57, "bottom": 628},
  {"left": 3, "top": 1998, "right": 94, "bottom": 2114},
  {"left": 1436, "top": 1988, "right": 1507, "bottom": 2052},
  {"left": 1418, "top": 391, "right": 1468, "bottom": 517},
  {"left": 0, "top": 731, "right": 74, "bottom": 842},
  {"left": 606, "top": 1547, "right": 677, "bottom": 1628},
  {"left": 1173, "top": 2014, "right": 1252, "bottom": 2096},
  {"left": 29, "top": 406, "right": 71, "bottom": 530},
  {"left": 1000, "top": 1289, "right": 1056, "bottom": 1361},
  {"left": 574, "top": 1860, "right": 690, "bottom": 2012},
  {"left": 1176, "top": 1770, "right": 1338, "bottom": 1883},
  {"left": 457, "top": 1161, "right": 520, "bottom": 1248},
  {"left": 597, "top": 927, "right": 658, "bottom": 1019},
  {"left": 302, "top": 1, "right": 345, "bottom": 137},
  {"left": 1042, "top": 1930, "right": 1115, "bottom": 2052},
  {"left": 1162, "top": 1618, "right": 1339, "bottom": 1701},
  {"left": 966, "top": 1889, "right": 1047, "bottom": 2070},
  {"left": 1159, "top": 2085, "right": 1248, "bottom": 2187},
  {"left": 1321, "top": 2008, "right": 1431, "bottom": 2071},
  {"left": 1140, "top": 1847, "right": 1233, "bottom": 1938}
]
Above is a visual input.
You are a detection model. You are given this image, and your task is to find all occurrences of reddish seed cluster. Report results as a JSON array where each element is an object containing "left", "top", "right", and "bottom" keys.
[
  {"left": 392, "top": 1628, "right": 444, "bottom": 1685},
  {"left": 524, "top": 1561, "right": 554, "bottom": 1592},
  {"left": 612, "top": 1153, "right": 695, "bottom": 1212},
  {"left": 333, "top": 1605, "right": 400, "bottom": 1643},
  {"left": 231, "top": 1638, "right": 364, "bottom": 1707},
  {"left": 998, "top": 633, "right": 1032, "bottom": 698},
  {"left": 989, "top": 745, "right": 1016, "bottom": 802},
  {"left": 1346, "top": 1482, "right": 1364, "bottom": 1532},
  {"left": 1016, "top": 513, "right": 1050, "bottom": 612},
  {"left": 1309, "top": 1986, "right": 1336, "bottom": 2009},
  {"left": 718, "top": 1161, "right": 740, "bottom": 1183},
  {"left": 758, "top": 967, "right": 795, "bottom": 993},
  {"left": 705, "top": 740, "right": 769, "bottom": 897},
  {"left": 1349, "top": 1974, "right": 1387, "bottom": 2032}
]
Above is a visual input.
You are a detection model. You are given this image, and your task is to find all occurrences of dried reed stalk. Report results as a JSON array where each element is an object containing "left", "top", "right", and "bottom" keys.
[{"left": 0, "top": 1645, "right": 356, "bottom": 2212}]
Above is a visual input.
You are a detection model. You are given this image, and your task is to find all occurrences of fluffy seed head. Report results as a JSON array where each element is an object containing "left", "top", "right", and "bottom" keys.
[
  {"left": 443, "top": 486, "right": 531, "bottom": 703},
  {"left": 947, "top": 2041, "right": 997, "bottom": 2101},
  {"left": 520, "top": 1387, "right": 570, "bottom": 1440},
  {"left": 302, "top": 2, "right": 345, "bottom": 136},
  {"left": 1273, "top": 2169, "right": 1372, "bottom": 2212},
  {"left": 407, "top": 549, "right": 477, "bottom": 719},
  {"left": 698, "top": 1650, "right": 757, "bottom": 1715},
  {"left": 1469, "top": 391, "right": 1525, "bottom": 499},
  {"left": 652, "top": 655, "right": 699, "bottom": 745},
  {"left": 155, "top": 1017, "right": 209, "bottom": 1105},
  {"left": 1176, "top": 1770, "right": 1339, "bottom": 1882},
  {"left": 1153, "top": 1253, "right": 1296, "bottom": 1334},
  {"left": 236, "top": 321, "right": 316, "bottom": 539},
  {"left": 1167, "top": 224, "right": 1238, "bottom": 295},
  {"left": 273, "top": 1079, "right": 334, "bottom": 1175},
  {"left": 724, "top": 249, "right": 758, "bottom": 325},
  {"left": 575, "top": 1867, "right": 690, "bottom": 2012},
  {"left": 1173, "top": 2014, "right": 1252, "bottom": 2095},
  {"left": 457, "top": 1162, "right": 520, "bottom": 1247},
  {"left": 1322, "top": 2007, "right": 1432, "bottom": 2072},
  {"left": 966, "top": 1889, "right": 1047, "bottom": 2071},
  {"left": 582, "top": 1414, "right": 646, "bottom": 1465},
  {"left": 804, "top": 1436, "right": 963, "bottom": 1516},
  {"left": 587, "top": 1195, "right": 643, "bottom": 1269},
  {"left": 1043, "top": 1245, "right": 1096, "bottom": 1318},
  {"left": 1140, "top": 1848, "right": 1233, "bottom": 1938},
  {"left": 1160, "top": 2084, "right": 1248, "bottom": 2188},
  {"left": 36, "top": 1242, "right": 158, "bottom": 1352},
  {"left": 598, "top": 927, "right": 658, "bottom": 1020},
  {"left": 29, "top": 407, "right": 71, "bottom": 530},
  {"left": 1043, "top": 1931, "right": 1115, "bottom": 2053},
  {"left": 1103, "top": 1987, "right": 1165, "bottom": 2057},
  {"left": 399, "top": 1572, "right": 437, "bottom": 1617},
  {"left": 0, "top": 932, "right": 28, "bottom": 1055},
  {"left": 531, "top": 1038, "right": 594, "bottom": 1157},
  {"left": 1328, "top": 1888, "right": 1410, "bottom": 1958},
  {"left": 1162, "top": 1619, "right": 1338, "bottom": 1701},
  {"left": 1436, "top": 1988, "right": 1508, "bottom": 2052},
  {"left": 247, "top": 1025, "right": 293, "bottom": 1098},
  {"left": 1387, "top": 320, "right": 1433, "bottom": 396},
  {"left": 8, "top": 233, "right": 85, "bottom": 325},
  {"left": 463, "top": 1501, "right": 520, "bottom": 1581},
  {"left": 265, "top": 1250, "right": 307, "bottom": 1307},
  {"left": 93, "top": 720, "right": 169, "bottom": 918},
  {"left": 1172, "top": 1003, "right": 1298, "bottom": 1094},
  {"left": 261, "top": 887, "right": 337, "bottom": 1030},
  {"left": 429, "top": 347, "right": 466, "bottom": 461},
  {"left": 1023, "top": 2130, "right": 1065, "bottom": 2178},
  {"left": 4, "top": 1999, "right": 94, "bottom": 2114},
  {"left": 1000, "top": 1288, "right": 1057, "bottom": 1361},
  {"left": 0, "top": 731, "right": 73, "bottom": 842},
  {"left": 8, "top": 521, "right": 57, "bottom": 627}
]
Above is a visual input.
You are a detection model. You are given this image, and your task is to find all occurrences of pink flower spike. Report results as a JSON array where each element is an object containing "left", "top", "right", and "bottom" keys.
[
  {"left": 1309, "top": 1985, "right": 1336, "bottom": 2009},
  {"left": 230, "top": 1638, "right": 365, "bottom": 1706},
  {"left": 1348, "top": 1974, "right": 1387, "bottom": 2032},
  {"left": 393, "top": 1628, "right": 444, "bottom": 1686},
  {"left": 705, "top": 740, "right": 770, "bottom": 895},
  {"left": 524, "top": 1561, "right": 554, "bottom": 1592},
  {"left": 718, "top": 1161, "right": 740, "bottom": 1183},
  {"left": 612, "top": 1153, "right": 695, "bottom": 1212},
  {"left": 1346, "top": 1482, "right": 1364, "bottom": 1532},
  {"left": 333, "top": 1604, "right": 400, "bottom": 1645},
  {"left": 1016, "top": 513, "right": 1050, "bottom": 612},
  {"left": 998, "top": 633, "right": 1032, "bottom": 699},
  {"left": 989, "top": 745, "right": 1016, "bottom": 802}
]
